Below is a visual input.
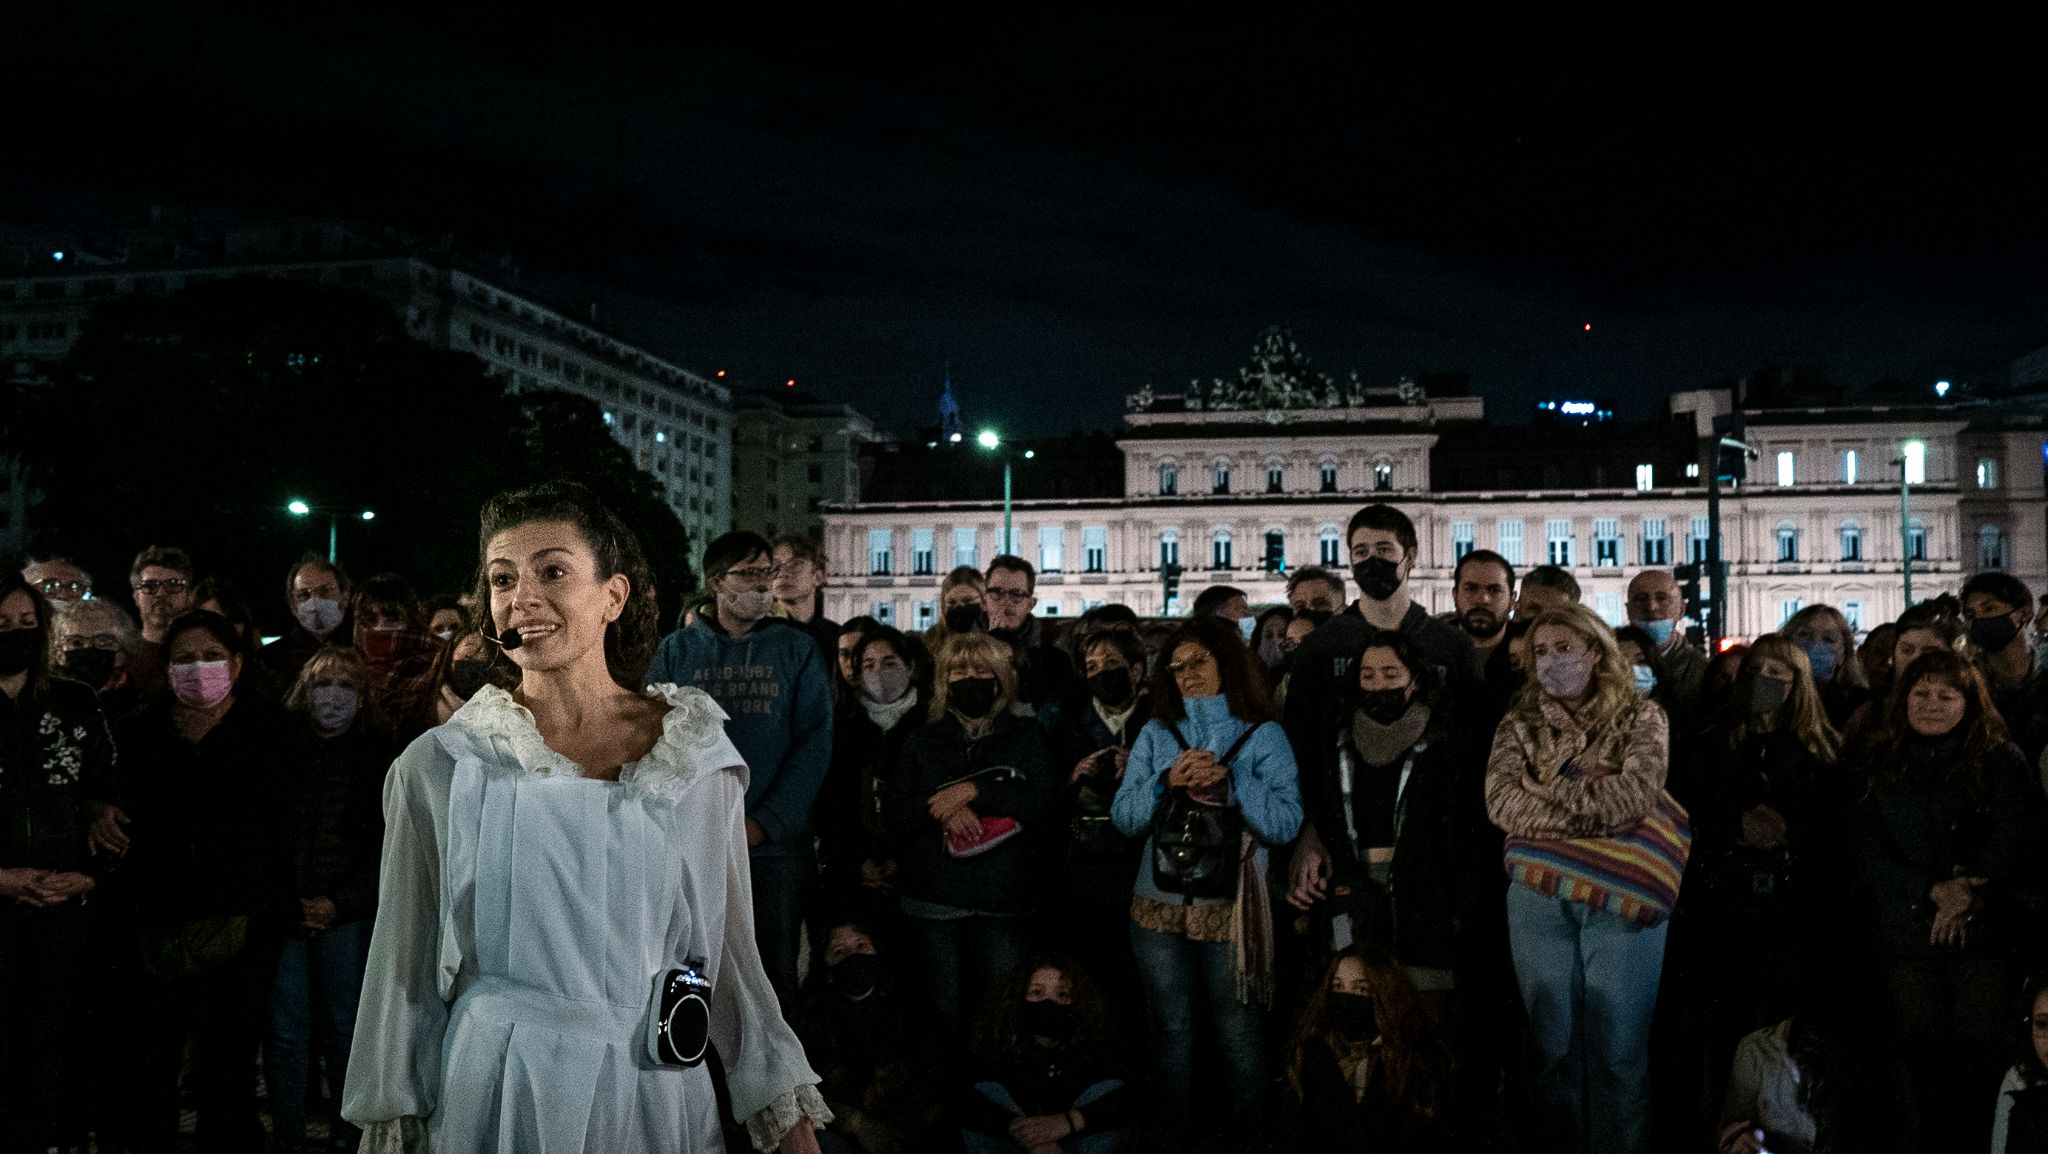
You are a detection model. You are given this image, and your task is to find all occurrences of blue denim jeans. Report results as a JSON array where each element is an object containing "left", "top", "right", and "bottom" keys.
[
  {"left": 1129, "top": 923, "right": 1266, "bottom": 1138},
  {"left": 1505, "top": 885, "right": 1666, "bottom": 1154},
  {"left": 266, "top": 920, "right": 366, "bottom": 1147},
  {"left": 961, "top": 1080, "right": 1132, "bottom": 1154},
  {"left": 909, "top": 911, "right": 1027, "bottom": 1030}
]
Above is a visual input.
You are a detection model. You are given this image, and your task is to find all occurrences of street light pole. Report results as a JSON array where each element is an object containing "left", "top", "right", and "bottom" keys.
[
  {"left": 288, "top": 498, "right": 376, "bottom": 566},
  {"left": 1704, "top": 435, "right": 1754, "bottom": 648},
  {"left": 1898, "top": 466, "right": 1913, "bottom": 607},
  {"left": 1002, "top": 456, "right": 1012, "bottom": 556},
  {"left": 327, "top": 514, "right": 338, "bottom": 565}
]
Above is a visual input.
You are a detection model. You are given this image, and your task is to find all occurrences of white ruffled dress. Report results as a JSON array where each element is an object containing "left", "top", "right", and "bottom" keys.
[{"left": 341, "top": 684, "right": 830, "bottom": 1153}]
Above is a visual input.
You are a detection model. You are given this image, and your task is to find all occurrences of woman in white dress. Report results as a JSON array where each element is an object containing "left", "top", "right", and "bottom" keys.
[{"left": 342, "top": 482, "right": 828, "bottom": 1153}]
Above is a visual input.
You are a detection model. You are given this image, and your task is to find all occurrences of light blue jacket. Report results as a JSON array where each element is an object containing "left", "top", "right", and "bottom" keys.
[{"left": 1110, "top": 694, "right": 1302, "bottom": 907}]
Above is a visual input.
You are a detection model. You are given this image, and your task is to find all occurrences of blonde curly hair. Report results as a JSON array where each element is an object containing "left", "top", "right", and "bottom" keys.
[{"left": 1510, "top": 601, "right": 1644, "bottom": 746}]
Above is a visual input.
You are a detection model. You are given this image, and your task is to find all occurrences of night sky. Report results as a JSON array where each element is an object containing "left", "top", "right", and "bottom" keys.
[{"left": 7, "top": 9, "right": 2046, "bottom": 436}]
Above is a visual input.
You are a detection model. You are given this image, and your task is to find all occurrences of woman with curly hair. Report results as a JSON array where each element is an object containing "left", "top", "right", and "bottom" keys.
[
  {"left": 1485, "top": 601, "right": 1685, "bottom": 1154},
  {"left": 1854, "top": 647, "right": 2048, "bottom": 1152},
  {"left": 342, "top": 482, "right": 829, "bottom": 1153},
  {"left": 956, "top": 954, "right": 1136, "bottom": 1153},
  {"left": 1278, "top": 944, "right": 1454, "bottom": 1150}
]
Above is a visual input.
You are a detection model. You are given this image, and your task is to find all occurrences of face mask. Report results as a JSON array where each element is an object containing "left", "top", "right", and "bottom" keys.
[
  {"left": 1797, "top": 639, "right": 1839, "bottom": 684},
  {"left": 1534, "top": 652, "right": 1592, "bottom": 699},
  {"left": 1357, "top": 687, "right": 1410, "bottom": 724},
  {"left": 1237, "top": 616, "right": 1257, "bottom": 642},
  {"left": 294, "top": 597, "right": 344, "bottom": 638},
  {"left": 1257, "top": 636, "right": 1286, "bottom": 669},
  {"left": 1638, "top": 617, "right": 1675, "bottom": 647},
  {"left": 1353, "top": 556, "right": 1402, "bottom": 602},
  {"left": 61, "top": 648, "right": 118, "bottom": 689},
  {"left": 948, "top": 676, "right": 999, "bottom": 719},
  {"left": 861, "top": 666, "right": 911, "bottom": 704},
  {"left": 827, "top": 953, "right": 880, "bottom": 1000},
  {"left": 448, "top": 658, "right": 495, "bottom": 700},
  {"left": 1086, "top": 667, "right": 1133, "bottom": 706},
  {"left": 1022, "top": 999, "right": 1078, "bottom": 1041},
  {"left": 356, "top": 626, "right": 408, "bottom": 666},
  {"left": 721, "top": 587, "right": 777, "bottom": 622},
  {"left": 1968, "top": 612, "right": 2022, "bottom": 655},
  {"left": 1297, "top": 608, "right": 1334, "bottom": 628},
  {"left": 310, "top": 684, "right": 359, "bottom": 732},
  {"left": 944, "top": 604, "right": 984, "bottom": 634},
  {"left": 434, "top": 627, "right": 456, "bottom": 641},
  {"left": 1745, "top": 673, "right": 1791, "bottom": 717},
  {"left": 0, "top": 629, "right": 39, "bottom": 676},
  {"left": 169, "top": 659, "right": 234, "bottom": 708},
  {"left": 1631, "top": 663, "right": 1657, "bottom": 697},
  {"left": 1328, "top": 992, "right": 1378, "bottom": 1040}
]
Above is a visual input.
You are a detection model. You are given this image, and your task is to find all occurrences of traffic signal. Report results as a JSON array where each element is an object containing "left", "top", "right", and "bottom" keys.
[
  {"left": 1263, "top": 535, "right": 1286, "bottom": 573},
  {"left": 1161, "top": 562, "right": 1183, "bottom": 606},
  {"left": 1674, "top": 563, "right": 1702, "bottom": 613}
]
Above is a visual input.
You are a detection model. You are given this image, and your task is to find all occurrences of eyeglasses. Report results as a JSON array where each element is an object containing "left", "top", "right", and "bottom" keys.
[
  {"left": 37, "top": 579, "right": 91, "bottom": 597},
  {"left": 984, "top": 588, "right": 1031, "bottom": 603},
  {"left": 724, "top": 564, "right": 783, "bottom": 585},
  {"left": 133, "top": 578, "right": 191, "bottom": 596},
  {"left": 59, "top": 634, "right": 121, "bottom": 651}
]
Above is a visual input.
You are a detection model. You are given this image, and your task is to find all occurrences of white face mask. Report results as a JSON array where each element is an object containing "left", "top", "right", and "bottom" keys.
[
  {"left": 310, "top": 684, "right": 359, "bottom": 732},
  {"left": 1535, "top": 651, "right": 1593, "bottom": 699},
  {"left": 861, "top": 666, "right": 911, "bottom": 704},
  {"left": 721, "top": 587, "right": 777, "bottom": 622},
  {"left": 295, "top": 597, "right": 344, "bottom": 638}
]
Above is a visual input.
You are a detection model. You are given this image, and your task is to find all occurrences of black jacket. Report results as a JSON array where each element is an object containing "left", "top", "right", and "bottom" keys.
[
  {"left": 1051, "top": 693, "right": 1151, "bottom": 894},
  {"left": 109, "top": 698, "right": 299, "bottom": 934},
  {"left": 0, "top": 676, "right": 114, "bottom": 877},
  {"left": 816, "top": 693, "right": 924, "bottom": 888},
  {"left": 884, "top": 712, "right": 1053, "bottom": 915},
  {"left": 1855, "top": 736, "right": 2048, "bottom": 958},
  {"left": 287, "top": 720, "right": 391, "bottom": 925},
  {"left": 1279, "top": 1036, "right": 1454, "bottom": 1152},
  {"left": 1283, "top": 603, "right": 1473, "bottom": 795},
  {"left": 955, "top": 1043, "right": 1136, "bottom": 1139}
]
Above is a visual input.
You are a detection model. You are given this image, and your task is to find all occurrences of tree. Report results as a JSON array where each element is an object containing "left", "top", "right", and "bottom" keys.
[{"left": 5, "top": 277, "right": 694, "bottom": 632}]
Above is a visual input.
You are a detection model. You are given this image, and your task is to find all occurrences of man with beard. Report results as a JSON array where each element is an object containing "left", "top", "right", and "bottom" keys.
[
  {"left": 125, "top": 545, "right": 197, "bottom": 696},
  {"left": 1440, "top": 549, "right": 1515, "bottom": 678}
]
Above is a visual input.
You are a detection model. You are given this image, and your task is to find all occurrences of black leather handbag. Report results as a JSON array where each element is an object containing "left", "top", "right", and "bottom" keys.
[{"left": 1149, "top": 723, "right": 1256, "bottom": 901}]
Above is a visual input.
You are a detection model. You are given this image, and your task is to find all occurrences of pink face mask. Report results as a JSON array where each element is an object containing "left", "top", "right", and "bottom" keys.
[{"left": 169, "top": 659, "right": 234, "bottom": 708}]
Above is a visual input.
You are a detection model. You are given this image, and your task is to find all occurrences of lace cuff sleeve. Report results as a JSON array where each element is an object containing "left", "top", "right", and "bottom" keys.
[
  {"left": 357, "top": 1117, "right": 430, "bottom": 1154},
  {"left": 743, "top": 1083, "right": 833, "bottom": 1153}
]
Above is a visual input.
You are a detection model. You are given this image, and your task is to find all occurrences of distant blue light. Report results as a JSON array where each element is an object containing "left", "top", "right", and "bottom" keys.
[
  {"left": 51, "top": 251, "right": 63, "bottom": 261},
  {"left": 1934, "top": 380, "right": 1952, "bottom": 398}
]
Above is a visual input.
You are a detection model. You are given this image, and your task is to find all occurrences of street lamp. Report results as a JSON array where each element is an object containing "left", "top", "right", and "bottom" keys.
[
  {"left": 287, "top": 497, "right": 377, "bottom": 564},
  {"left": 975, "top": 431, "right": 1033, "bottom": 555},
  {"left": 1892, "top": 441, "right": 1924, "bottom": 607}
]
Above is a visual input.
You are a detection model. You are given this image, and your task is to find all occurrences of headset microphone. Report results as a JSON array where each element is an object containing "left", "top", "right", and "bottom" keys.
[{"left": 483, "top": 625, "right": 524, "bottom": 650}]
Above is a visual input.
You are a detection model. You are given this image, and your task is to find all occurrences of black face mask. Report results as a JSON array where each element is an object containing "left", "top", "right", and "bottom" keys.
[
  {"left": 1328, "top": 992, "right": 1378, "bottom": 1040},
  {"left": 944, "top": 605, "right": 985, "bottom": 634},
  {"left": 1353, "top": 557, "right": 1402, "bottom": 602},
  {"left": 1743, "top": 673, "right": 1791, "bottom": 718},
  {"left": 949, "top": 676, "right": 1000, "bottom": 719},
  {"left": 1086, "top": 667, "right": 1134, "bottom": 706},
  {"left": 827, "top": 953, "right": 880, "bottom": 1000},
  {"left": 1022, "top": 999, "right": 1078, "bottom": 1042},
  {"left": 1969, "top": 612, "right": 2022, "bottom": 655},
  {"left": 1356, "top": 688, "right": 1410, "bottom": 724},
  {"left": 1297, "top": 608, "right": 1334, "bottom": 628},
  {"left": 0, "top": 629, "right": 39, "bottom": 676},
  {"left": 60, "top": 648, "right": 118, "bottom": 690},
  {"left": 448, "top": 658, "right": 495, "bottom": 701}
]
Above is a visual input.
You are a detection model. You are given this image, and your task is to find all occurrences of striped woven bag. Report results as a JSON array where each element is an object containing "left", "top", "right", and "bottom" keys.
[{"left": 1501, "top": 790, "right": 1693, "bottom": 927}]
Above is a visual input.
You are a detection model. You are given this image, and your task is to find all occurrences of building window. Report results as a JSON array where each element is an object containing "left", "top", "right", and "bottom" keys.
[
  {"left": 1779, "top": 598, "right": 1803, "bottom": 626},
  {"left": 1319, "top": 458, "right": 1339, "bottom": 493},
  {"left": 911, "top": 529, "right": 935, "bottom": 576},
  {"left": 1322, "top": 526, "right": 1344, "bottom": 567},
  {"left": 1980, "top": 524, "right": 2006, "bottom": 570},
  {"left": 1977, "top": 457, "right": 1998, "bottom": 489},
  {"left": 1083, "top": 526, "right": 1108, "bottom": 573},
  {"left": 954, "top": 528, "right": 978, "bottom": 569},
  {"left": 913, "top": 601, "right": 935, "bottom": 631},
  {"left": 868, "top": 530, "right": 894, "bottom": 575},
  {"left": 1595, "top": 592, "right": 1625, "bottom": 627},
  {"left": 1843, "top": 600, "right": 1863, "bottom": 632},
  {"left": 1212, "top": 528, "right": 1234, "bottom": 569},
  {"left": 1160, "top": 530, "right": 1180, "bottom": 568},
  {"left": 871, "top": 600, "right": 895, "bottom": 626},
  {"left": 1685, "top": 462, "right": 1700, "bottom": 478},
  {"left": 1039, "top": 526, "right": 1065, "bottom": 574},
  {"left": 1265, "top": 459, "right": 1284, "bottom": 493},
  {"left": 1594, "top": 518, "right": 1621, "bottom": 567},
  {"left": 1775, "top": 450, "right": 1796, "bottom": 487},
  {"left": 1841, "top": 449, "right": 1859, "bottom": 484},
  {"left": 1159, "top": 460, "right": 1178, "bottom": 496},
  {"left": 1450, "top": 520, "right": 1475, "bottom": 563},
  {"left": 1635, "top": 463, "right": 1654, "bottom": 491},
  {"left": 1688, "top": 515, "right": 1711, "bottom": 563},
  {"left": 1641, "top": 518, "right": 1671, "bottom": 565},
  {"left": 1775, "top": 520, "right": 1799, "bottom": 563},
  {"left": 1546, "top": 518, "right": 1574, "bottom": 567},
  {"left": 1212, "top": 458, "right": 1232, "bottom": 494},
  {"left": 1907, "top": 517, "right": 1927, "bottom": 562},
  {"left": 1496, "top": 519, "right": 1525, "bottom": 566},
  {"left": 1840, "top": 521, "right": 1862, "bottom": 562},
  {"left": 1902, "top": 441, "right": 1926, "bottom": 484},
  {"left": 1373, "top": 461, "right": 1393, "bottom": 492},
  {"left": 1263, "top": 530, "right": 1286, "bottom": 573}
]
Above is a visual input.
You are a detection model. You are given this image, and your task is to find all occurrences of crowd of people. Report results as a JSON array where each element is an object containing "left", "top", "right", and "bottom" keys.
[{"left": 5, "top": 497, "right": 2048, "bottom": 1154}]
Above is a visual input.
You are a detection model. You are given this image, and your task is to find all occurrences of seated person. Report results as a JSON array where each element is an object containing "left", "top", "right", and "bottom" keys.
[
  {"left": 1994, "top": 974, "right": 2048, "bottom": 1154},
  {"left": 956, "top": 955, "right": 1135, "bottom": 1153},
  {"left": 795, "top": 920, "right": 939, "bottom": 1154},
  {"left": 1278, "top": 945, "right": 1454, "bottom": 1152}
]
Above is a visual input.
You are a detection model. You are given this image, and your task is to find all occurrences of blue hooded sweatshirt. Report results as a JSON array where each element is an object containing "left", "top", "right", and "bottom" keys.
[{"left": 646, "top": 617, "right": 833, "bottom": 855}]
